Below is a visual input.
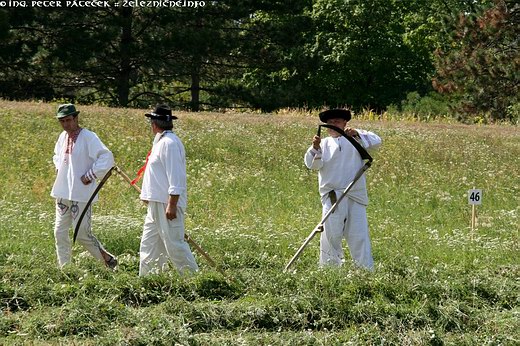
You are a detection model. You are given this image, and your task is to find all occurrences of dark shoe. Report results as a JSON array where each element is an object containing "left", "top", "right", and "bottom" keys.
[{"left": 105, "top": 256, "right": 118, "bottom": 270}]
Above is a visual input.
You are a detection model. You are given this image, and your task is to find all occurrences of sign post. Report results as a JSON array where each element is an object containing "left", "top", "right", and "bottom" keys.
[{"left": 468, "top": 188, "right": 482, "bottom": 232}]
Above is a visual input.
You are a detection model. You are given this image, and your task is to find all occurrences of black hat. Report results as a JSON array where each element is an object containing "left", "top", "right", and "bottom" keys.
[
  {"left": 145, "top": 104, "right": 177, "bottom": 121},
  {"left": 319, "top": 109, "right": 351, "bottom": 123}
]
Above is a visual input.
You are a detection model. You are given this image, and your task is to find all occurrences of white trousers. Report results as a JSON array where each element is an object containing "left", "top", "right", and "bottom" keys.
[
  {"left": 320, "top": 195, "right": 374, "bottom": 269},
  {"left": 54, "top": 198, "right": 111, "bottom": 268},
  {"left": 139, "top": 201, "right": 199, "bottom": 276}
]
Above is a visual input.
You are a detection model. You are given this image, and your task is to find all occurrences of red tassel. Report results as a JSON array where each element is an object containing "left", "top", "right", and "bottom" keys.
[{"left": 131, "top": 150, "right": 151, "bottom": 185}]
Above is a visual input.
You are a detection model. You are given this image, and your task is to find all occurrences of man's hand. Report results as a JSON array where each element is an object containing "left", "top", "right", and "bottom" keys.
[
  {"left": 166, "top": 203, "right": 177, "bottom": 220},
  {"left": 80, "top": 174, "right": 92, "bottom": 185},
  {"left": 345, "top": 127, "right": 359, "bottom": 137},
  {"left": 312, "top": 135, "right": 321, "bottom": 150},
  {"left": 166, "top": 194, "right": 180, "bottom": 220}
]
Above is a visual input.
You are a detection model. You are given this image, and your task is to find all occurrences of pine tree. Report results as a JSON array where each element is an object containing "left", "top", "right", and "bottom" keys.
[{"left": 433, "top": 0, "right": 519, "bottom": 121}]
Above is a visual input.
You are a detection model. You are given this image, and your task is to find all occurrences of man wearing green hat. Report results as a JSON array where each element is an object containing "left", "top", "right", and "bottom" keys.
[
  {"left": 304, "top": 109, "right": 381, "bottom": 270},
  {"left": 51, "top": 103, "right": 118, "bottom": 269}
]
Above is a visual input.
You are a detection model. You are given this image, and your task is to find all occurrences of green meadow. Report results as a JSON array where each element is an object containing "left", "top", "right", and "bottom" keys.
[{"left": 0, "top": 100, "right": 518, "bottom": 345}]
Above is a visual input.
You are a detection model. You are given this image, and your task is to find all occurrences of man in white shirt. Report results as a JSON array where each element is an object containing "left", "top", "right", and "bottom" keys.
[
  {"left": 138, "top": 104, "right": 198, "bottom": 276},
  {"left": 51, "top": 104, "right": 117, "bottom": 269},
  {"left": 304, "top": 109, "right": 381, "bottom": 269}
]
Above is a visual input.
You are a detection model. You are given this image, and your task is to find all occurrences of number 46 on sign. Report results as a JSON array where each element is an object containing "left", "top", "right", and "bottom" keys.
[{"left": 468, "top": 189, "right": 482, "bottom": 205}]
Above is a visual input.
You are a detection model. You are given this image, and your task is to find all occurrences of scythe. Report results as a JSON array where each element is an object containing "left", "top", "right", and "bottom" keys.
[
  {"left": 113, "top": 166, "right": 230, "bottom": 280},
  {"left": 73, "top": 166, "right": 114, "bottom": 243},
  {"left": 73, "top": 165, "right": 229, "bottom": 280},
  {"left": 284, "top": 124, "right": 373, "bottom": 272}
]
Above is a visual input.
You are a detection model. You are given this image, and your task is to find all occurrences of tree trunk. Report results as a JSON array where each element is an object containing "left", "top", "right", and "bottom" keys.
[
  {"left": 190, "top": 61, "right": 201, "bottom": 112},
  {"left": 117, "top": 8, "right": 133, "bottom": 107}
]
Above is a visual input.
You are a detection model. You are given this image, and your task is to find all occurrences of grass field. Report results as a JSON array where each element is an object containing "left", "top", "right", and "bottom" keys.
[{"left": 0, "top": 100, "right": 518, "bottom": 345}]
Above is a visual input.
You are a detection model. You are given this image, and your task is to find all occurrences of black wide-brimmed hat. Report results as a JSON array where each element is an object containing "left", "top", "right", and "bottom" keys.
[
  {"left": 319, "top": 109, "right": 351, "bottom": 123},
  {"left": 145, "top": 104, "right": 177, "bottom": 121}
]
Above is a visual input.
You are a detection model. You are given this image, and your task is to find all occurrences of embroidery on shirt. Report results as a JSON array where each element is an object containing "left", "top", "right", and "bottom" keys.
[{"left": 64, "top": 128, "right": 82, "bottom": 164}]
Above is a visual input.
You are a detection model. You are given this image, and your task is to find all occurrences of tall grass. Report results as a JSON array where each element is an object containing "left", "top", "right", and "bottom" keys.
[{"left": 0, "top": 100, "right": 518, "bottom": 345}]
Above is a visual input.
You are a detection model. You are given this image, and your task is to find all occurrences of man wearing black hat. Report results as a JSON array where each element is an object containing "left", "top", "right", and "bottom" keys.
[
  {"left": 51, "top": 103, "right": 118, "bottom": 269},
  {"left": 304, "top": 109, "right": 381, "bottom": 269},
  {"left": 138, "top": 104, "right": 198, "bottom": 276}
]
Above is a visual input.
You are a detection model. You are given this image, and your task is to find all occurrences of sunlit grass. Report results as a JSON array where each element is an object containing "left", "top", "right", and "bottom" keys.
[{"left": 0, "top": 100, "right": 518, "bottom": 344}]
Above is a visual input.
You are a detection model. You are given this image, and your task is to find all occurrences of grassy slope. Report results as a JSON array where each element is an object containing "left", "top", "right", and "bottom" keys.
[{"left": 0, "top": 100, "right": 518, "bottom": 345}]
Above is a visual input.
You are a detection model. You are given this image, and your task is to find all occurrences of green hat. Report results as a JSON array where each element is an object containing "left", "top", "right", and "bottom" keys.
[{"left": 56, "top": 104, "right": 80, "bottom": 119}]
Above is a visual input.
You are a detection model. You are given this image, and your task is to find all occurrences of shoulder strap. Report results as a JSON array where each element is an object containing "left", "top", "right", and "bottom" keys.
[{"left": 318, "top": 124, "right": 373, "bottom": 163}]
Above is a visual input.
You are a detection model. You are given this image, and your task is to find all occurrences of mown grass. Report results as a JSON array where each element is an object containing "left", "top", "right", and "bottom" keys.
[{"left": 0, "top": 100, "right": 518, "bottom": 345}]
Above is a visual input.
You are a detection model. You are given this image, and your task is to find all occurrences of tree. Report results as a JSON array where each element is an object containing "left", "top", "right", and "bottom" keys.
[
  {"left": 0, "top": 3, "right": 307, "bottom": 111},
  {"left": 0, "top": 7, "right": 165, "bottom": 106},
  {"left": 159, "top": 1, "right": 253, "bottom": 111},
  {"left": 4, "top": 0, "right": 514, "bottom": 118},
  {"left": 267, "top": 0, "right": 441, "bottom": 112},
  {"left": 0, "top": 8, "right": 56, "bottom": 100},
  {"left": 39, "top": 7, "right": 180, "bottom": 107},
  {"left": 162, "top": 0, "right": 314, "bottom": 112},
  {"left": 228, "top": 1, "right": 314, "bottom": 112},
  {"left": 433, "top": 0, "right": 519, "bottom": 121}
]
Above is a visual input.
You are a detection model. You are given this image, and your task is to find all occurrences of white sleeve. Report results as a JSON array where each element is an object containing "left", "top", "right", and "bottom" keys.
[
  {"left": 53, "top": 133, "right": 64, "bottom": 170},
  {"left": 87, "top": 133, "right": 114, "bottom": 180},
  {"left": 162, "top": 140, "right": 187, "bottom": 196},
  {"left": 304, "top": 146, "right": 323, "bottom": 170},
  {"left": 357, "top": 129, "right": 382, "bottom": 153}
]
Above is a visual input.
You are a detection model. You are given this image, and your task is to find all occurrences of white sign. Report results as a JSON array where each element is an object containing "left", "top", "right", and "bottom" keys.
[{"left": 468, "top": 189, "right": 482, "bottom": 205}]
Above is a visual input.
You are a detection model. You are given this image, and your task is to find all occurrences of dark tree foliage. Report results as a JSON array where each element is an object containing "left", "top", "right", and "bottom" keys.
[
  {"left": 161, "top": 0, "right": 309, "bottom": 111},
  {"left": 433, "top": 0, "right": 519, "bottom": 121},
  {"left": 0, "top": 7, "right": 168, "bottom": 107},
  {"left": 0, "top": 8, "right": 56, "bottom": 100},
  {"left": 305, "top": 0, "right": 432, "bottom": 111},
  {"left": 228, "top": 1, "right": 314, "bottom": 112},
  {"left": 244, "top": 0, "right": 442, "bottom": 112},
  {"left": 0, "top": 0, "right": 516, "bottom": 119},
  {"left": 0, "top": 2, "right": 307, "bottom": 111}
]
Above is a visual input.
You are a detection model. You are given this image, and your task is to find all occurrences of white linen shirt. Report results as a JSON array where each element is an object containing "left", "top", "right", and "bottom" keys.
[
  {"left": 139, "top": 131, "right": 187, "bottom": 208},
  {"left": 304, "top": 129, "right": 381, "bottom": 206},
  {"left": 51, "top": 129, "right": 114, "bottom": 203}
]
